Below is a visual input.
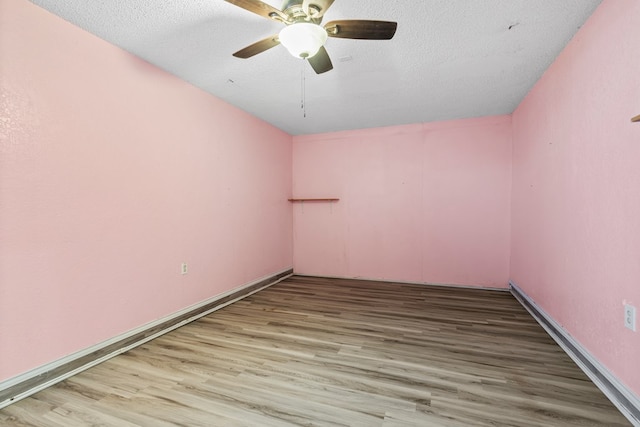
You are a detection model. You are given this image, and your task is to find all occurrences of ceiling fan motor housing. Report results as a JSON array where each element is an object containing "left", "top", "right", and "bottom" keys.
[{"left": 281, "top": 0, "right": 323, "bottom": 24}]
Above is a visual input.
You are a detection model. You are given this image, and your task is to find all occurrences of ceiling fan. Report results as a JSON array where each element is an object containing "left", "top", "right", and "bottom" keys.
[{"left": 225, "top": 0, "right": 398, "bottom": 74}]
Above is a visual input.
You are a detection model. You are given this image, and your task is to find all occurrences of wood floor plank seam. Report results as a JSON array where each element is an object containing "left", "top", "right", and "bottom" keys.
[
  {"left": 510, "top": 281, "right": 640, "bottom": 426},
  {"left": 0, "top": 275, "right": 631, "bottom": 426},
  {"left": 0, "top": 268, "right": 293, "bottom": 409}
]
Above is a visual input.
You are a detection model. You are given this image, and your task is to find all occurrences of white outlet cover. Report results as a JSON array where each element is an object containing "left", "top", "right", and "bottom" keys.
[
  {"left": 181, "top": 263, "right": 188, "bottom": 275},
  {"left": 624, "top": 304, "right": 636, "bottom": 332}
]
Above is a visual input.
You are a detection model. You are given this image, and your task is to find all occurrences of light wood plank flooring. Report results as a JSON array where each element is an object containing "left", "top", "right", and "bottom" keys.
[{"left": 1, "top": 276, "right": 630, "bottom": 426}]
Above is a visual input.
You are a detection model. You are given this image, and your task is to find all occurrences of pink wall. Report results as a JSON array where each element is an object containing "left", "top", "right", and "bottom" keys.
[
  {"left": 511, "top": 0, "right": 640, "bottom": 395},
  {"left": 0, "top": 0, "right": 292, "bottom": 382},
  {"left": 293, "top": 117, "right": 512, "bottom": 287}
]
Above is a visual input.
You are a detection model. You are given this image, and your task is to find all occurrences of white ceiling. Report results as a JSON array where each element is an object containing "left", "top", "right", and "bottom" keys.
[{"left": 30, "top": 0, "right": 602, "bottom": 135}]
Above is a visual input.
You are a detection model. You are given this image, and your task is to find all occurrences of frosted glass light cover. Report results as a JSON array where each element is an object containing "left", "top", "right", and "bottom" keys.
[{"left": 279, "top": 23, "right": 328, "bottom": 59}]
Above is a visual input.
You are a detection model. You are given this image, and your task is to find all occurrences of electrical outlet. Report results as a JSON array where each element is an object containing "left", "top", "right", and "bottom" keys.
[
  {"left": 624, "top": 304, "right": 636, "bottom": 332},
  {"left": 181, "top": 263, "right": 188, "bottom": 275}
]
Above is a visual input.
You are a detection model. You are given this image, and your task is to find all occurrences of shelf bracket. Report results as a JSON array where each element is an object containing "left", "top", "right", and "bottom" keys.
[{"left": 288, "top": 198, "right": 340, "bottom": 202}]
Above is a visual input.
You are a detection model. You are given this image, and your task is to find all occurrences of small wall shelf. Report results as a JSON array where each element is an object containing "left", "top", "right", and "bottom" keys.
[
  {"left": 632, "top": 114, "right": 640, "bottom": 123},
  {"left": 288, "top": 198, "right": 339, "bottom": 202}
]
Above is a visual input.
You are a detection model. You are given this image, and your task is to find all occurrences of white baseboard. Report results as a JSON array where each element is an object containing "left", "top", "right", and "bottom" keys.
[
  {"left": 509, "top": 280, "right": 640, "bottom": 427},
  {"left": 0, "top": 268, "right": 293, "bottom": 409},
  {"left": 293, "top": 272, "right": 510, "bottom": 292}
]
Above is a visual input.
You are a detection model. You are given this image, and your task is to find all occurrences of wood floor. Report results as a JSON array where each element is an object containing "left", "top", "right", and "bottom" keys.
[{"left": 1, "top": 276, "right": 630, "bottom": 426}]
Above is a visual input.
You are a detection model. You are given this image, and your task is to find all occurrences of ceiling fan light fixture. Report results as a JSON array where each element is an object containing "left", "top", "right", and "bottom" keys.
[{"left": 279, "top": 23, "right": 327, "bottom": 59}]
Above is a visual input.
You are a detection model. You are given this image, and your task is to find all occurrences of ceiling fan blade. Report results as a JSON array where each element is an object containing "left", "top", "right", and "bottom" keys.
[
  {"left": 308, "top": 46, "right": 333, "bottom": 74},
  {"left": 324, "top": 20, "right": 397, "bottom": 40},
  {"left": 233, "top": 35, "right": 280, "bottom": 58},
  {"left": 225, "top": 0, "right": 289, "bottom": 22},
  {"left": 302, "top": 0, "right": 335, "bottom": 19}
]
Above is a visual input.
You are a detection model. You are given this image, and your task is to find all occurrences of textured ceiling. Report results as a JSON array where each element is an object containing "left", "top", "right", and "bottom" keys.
[{"left": 30, "top": 0, "right": 602, "bottom": 135}]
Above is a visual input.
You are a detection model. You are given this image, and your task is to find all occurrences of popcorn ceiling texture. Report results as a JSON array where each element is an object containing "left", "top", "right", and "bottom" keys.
[{"left": 29, "top": 0, "right": 601, "bottom": 135}]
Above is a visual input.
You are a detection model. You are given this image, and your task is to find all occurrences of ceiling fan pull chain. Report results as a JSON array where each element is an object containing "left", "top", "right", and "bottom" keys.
[{"left": 301, "top": 60, "right": 307, "bottom": 118}]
